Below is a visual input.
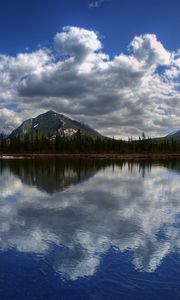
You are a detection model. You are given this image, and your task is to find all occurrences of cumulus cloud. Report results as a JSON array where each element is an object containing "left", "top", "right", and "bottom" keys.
[
  {"left": 88, "top": 0, "right": 108, "bottom": 9},
  {"left": 130, "top": 34, "right": 171, "bottom": 67},
  {"left": 0, "top": 26, "right": 179, "bottom": 138},
  {"left": 54, "top": 26, "right": 102, "bottom": 61},
  {"left": 0, "top": 108, "right": 21, "bottom": 133},
  {"left": 0, "top": 160, "right": 180, "bottom": 280}
]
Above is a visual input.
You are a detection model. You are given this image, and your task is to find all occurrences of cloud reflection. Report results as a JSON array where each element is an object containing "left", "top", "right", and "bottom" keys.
[{"left": 0, "top": 159, "right": 180, "bottom": 280}]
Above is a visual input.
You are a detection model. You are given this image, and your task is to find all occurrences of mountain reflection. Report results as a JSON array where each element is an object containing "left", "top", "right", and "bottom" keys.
[
  {"left": 0, "top": 158, "right": 116, "bottom": 193},
  {"left": 0, "top": 158, "right": 180, "bottom": 280}
]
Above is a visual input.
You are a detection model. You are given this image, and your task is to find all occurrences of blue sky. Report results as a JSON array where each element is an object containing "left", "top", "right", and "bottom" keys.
[
  {"left": 0, "top": 0, "right": 179, "bottom": 138},
  {"left": 0, "top": 0, "right": 179, "bottom": 55}
]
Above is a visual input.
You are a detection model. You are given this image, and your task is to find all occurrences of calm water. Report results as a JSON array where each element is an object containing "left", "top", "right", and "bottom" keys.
[{"left": 0, "top": 158, "right": 180, "bottom": 300}]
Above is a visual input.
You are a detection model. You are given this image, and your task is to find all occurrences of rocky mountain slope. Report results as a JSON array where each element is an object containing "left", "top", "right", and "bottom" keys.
[{"left": 9, "top": 110, "right": 101, "bottom": 139}]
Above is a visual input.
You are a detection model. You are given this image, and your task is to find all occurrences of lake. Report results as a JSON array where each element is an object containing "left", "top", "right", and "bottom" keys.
[{"left": 0, "top": 158, "right": 180, "bottom": 300}]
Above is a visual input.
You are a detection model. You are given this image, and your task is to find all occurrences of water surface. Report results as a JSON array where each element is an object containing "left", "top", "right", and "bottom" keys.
[{"left": 0, "top": 158, "right": 180, "bottom": 300}]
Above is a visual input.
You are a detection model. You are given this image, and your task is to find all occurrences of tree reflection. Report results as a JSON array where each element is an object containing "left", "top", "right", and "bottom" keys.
[{"left": 0, "top": 158, "right": 180, "bottom": 280}]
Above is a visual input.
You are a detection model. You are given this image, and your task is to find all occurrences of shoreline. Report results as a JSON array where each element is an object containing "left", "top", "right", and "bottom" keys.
[{"left": 1, "top": 153, "right": 180, "bottom": 160}]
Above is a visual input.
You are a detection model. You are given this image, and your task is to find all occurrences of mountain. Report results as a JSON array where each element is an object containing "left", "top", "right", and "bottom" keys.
[
  {"left": 166, "top": 130, "right": 180, "bottom": 138},
  {"left": 9, "top": 110, "right": 101, "bottom": 139},
  {"left": 0, "top": 158, "right": 104, "bottom": 194}
]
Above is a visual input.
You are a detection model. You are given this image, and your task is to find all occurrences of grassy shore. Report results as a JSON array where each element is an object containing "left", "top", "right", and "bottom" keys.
[{"left": 1, "top": 153, "right": 180, "bottom": 160}]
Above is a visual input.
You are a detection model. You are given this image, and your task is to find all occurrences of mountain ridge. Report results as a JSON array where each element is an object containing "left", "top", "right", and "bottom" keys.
[
  {"left": 166, "top": 130, "right": 180, "bottom": 138},
  {"left": 9, "top": 110, "right": 101, "bottom": 139}
]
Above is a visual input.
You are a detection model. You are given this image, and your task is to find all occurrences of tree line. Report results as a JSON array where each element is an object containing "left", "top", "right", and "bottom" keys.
[{"left": 0, "top": 130, "right": 179, "bottom": 154}]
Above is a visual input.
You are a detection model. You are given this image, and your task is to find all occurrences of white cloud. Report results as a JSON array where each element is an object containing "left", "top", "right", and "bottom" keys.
[
  {"left": 0, "top": 161, "right": 180, "bottom": 279},
  {"left": 54, "top": 26, "right": 102, "bottom": 61},
  {"left": 88, "top": 0, "right": 107, "bottom": 9},
  {"left": 0, "top": 26, "right": 179, "bottom": 138},
  {"left": 0, "top": 108, "right": 21, "bottom": 133},
  {"left": 130, "top": 34, "right": 171, "bottom": 67}
]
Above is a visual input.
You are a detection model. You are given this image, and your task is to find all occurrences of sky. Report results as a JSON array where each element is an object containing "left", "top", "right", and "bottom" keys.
[{"left": 0, "top": 0, "right": 179, "bottom": 138}]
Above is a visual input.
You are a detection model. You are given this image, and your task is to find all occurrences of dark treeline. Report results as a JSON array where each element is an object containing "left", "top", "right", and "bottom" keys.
[
  {"left": 0, "top": 157, "right": 117, "bottom": 193},
  {"left": 0, "top": 130, "right": 180, "bottom": 154}
]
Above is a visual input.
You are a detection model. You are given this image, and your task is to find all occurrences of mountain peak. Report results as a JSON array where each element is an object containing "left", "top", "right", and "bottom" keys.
[
  {"left": 45, "top": 110, "right": 56, "bottom": 114},
  {"left": 9, "top": 110, "right": 101, "bottom": 139},
  {"left": 40, "top": 110, "right": 57, "bottom": 116}
]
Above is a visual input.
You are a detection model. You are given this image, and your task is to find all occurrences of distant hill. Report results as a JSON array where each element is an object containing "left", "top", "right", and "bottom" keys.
[
  {"left": 166, "top": 130, "right": 180, "bottom": 138},
  {"left": 9, "top": 110, "right": 101, "bottom": 139}
]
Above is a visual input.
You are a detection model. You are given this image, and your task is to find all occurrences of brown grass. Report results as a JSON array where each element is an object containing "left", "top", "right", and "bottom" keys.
[{"left": 1, "top": 153, "right": 180, "bottom": 160}]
